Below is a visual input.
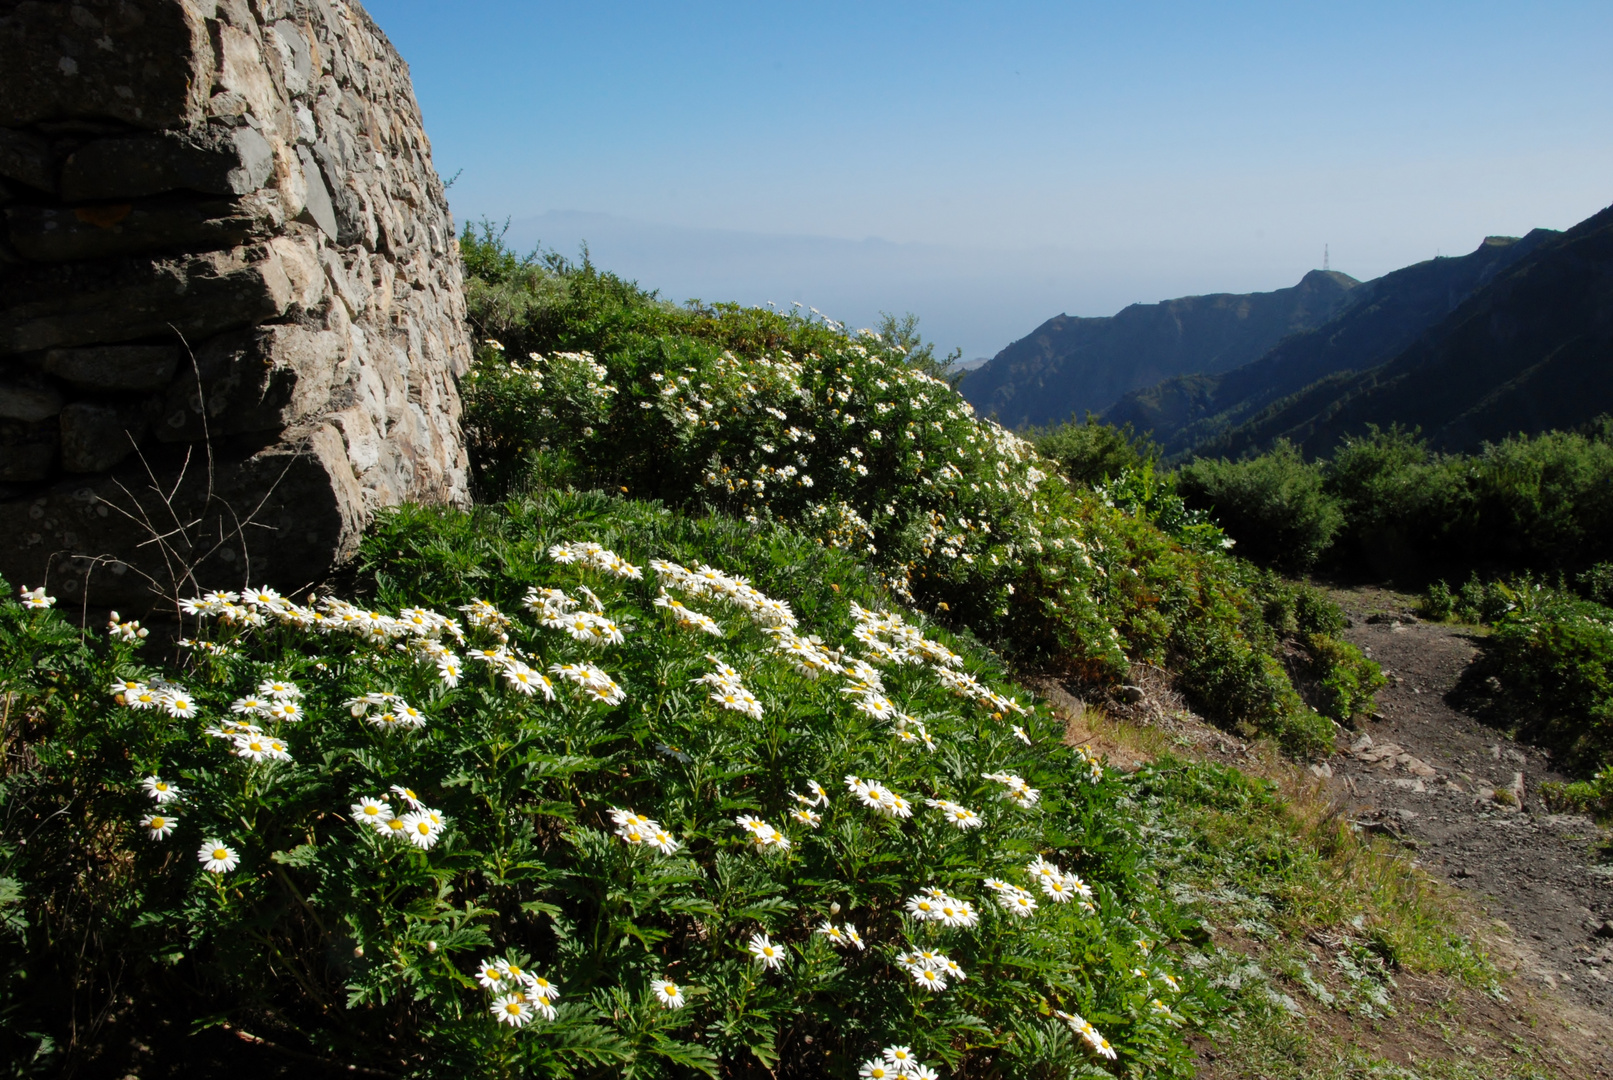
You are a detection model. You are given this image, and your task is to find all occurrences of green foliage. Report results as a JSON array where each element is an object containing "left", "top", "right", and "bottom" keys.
[
  {"left": 456, "top": 228, "right": 1335, "bottom": 749},
  {"left": 1177, "top": 442, "right": 1344, "bottom": 573},
  {"left": 1322, "top": 424, "right": 1613, "bottom": 581},
  {"left": 1030, "top": 416, "right": 1158, "bottom": 489},
  {"left": 0, "top": 494, "right": 1214, "bottom": 1077},
  {"left": 1483, "top": 590, "right": 1613, "bottom": 773},
  {"left": 1298, "top": 635, "right": 1386, "bottom": 727}
]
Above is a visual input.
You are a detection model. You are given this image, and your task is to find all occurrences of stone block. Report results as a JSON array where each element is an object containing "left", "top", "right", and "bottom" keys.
[
  {"left": 43, "top": 346, "right": 180, "bottom": 392},
  {"left": 0, "top": 425, "right": 367, "bottom": 607},
  {"left": 59, "top": 127, "right": 275, "bottom": 202},
  {"left": 0, "top": 247, "right": 295, "bottom": 354},
  {"left": 296, "top": 146, "right": 340, "bottom": 241},
  {"left": 59, "top": 401, "right": 146, "bottom": 473},
  {"left": 5, "top": 196, "right": 271, "bottom": 262},
  {"left": 0, "top": 418, "right": 57, "bottom": 482},
  {"left": 0, "top": 0, "right": 214, "bottom": 130},
  {"left": 0, "top": 128, "right": 55, "bottom": 193},
  {"left": 156, "top": 325, "right": 341, "bottom": 442},
  {"left": 0, "top": 382, "right": 63, "bottom": 421}
]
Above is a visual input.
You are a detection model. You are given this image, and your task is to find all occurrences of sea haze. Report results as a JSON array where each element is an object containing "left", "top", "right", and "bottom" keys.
[{"left": 497, "top": 211, "right": 1343, "bottom": 363}]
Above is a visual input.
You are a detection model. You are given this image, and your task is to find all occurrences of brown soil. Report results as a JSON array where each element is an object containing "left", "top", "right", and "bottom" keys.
[{"left": 1325, "top": 586, "right": 1613, "bottom": 1016}]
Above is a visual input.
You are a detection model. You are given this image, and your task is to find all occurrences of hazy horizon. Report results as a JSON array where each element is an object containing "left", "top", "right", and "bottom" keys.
[{"left": 368, "top": 0, "right": 1613, "bottom": 359}]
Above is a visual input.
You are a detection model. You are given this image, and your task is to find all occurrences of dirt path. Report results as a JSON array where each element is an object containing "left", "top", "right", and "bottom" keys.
[{"left": 1326, "top": 587, "right": 1613, "bottom": 1021}]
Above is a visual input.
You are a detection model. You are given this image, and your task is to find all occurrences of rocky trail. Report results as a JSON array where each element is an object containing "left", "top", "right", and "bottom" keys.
[{"left": 1324, "top": 587, "right": 1613, "bottom": 1048}]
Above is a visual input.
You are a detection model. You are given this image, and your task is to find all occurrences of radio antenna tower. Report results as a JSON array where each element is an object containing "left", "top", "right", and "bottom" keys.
[{"left": 1323, "top": 244, "right": 1330, "bottom": 271}]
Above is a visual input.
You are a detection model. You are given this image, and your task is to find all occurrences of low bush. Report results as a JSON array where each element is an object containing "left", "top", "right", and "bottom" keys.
[
  {"left": 1484, "top": 591, "right": 1613, "bottom": 773},
  {"left": 1297, "top": 634, "right": 1386, "bottom": 727},
  {"left": 1029, "top": 416, "right": 1158, "bottom": 489},
  {"left": 457, "top": 228, "right": 1334, "bottom": 750},
  {"left": 0, "top": 492, "right": 1214, "bottom": 1078},
  {"left": 1177, "top": 442, "right": 1343, "bottom": 574}
]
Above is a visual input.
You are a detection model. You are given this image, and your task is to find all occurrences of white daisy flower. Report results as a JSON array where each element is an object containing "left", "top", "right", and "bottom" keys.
[
  {"left": 474, "top": 959, "right": 505, "bottom": 988},
  {"left": 126, "top": 686, "right": 162, "bottom": 710},
  {"left": 816, "top": 921, "right": 847, "bottom": 947},
  {"left": 527, "top": 973, "right": 560, "bottom": 1002},
  {"left": 650, "top": 978, "right": 685, "bottom": 1009},
  {"left": 882, "top": 1046, "right": 919, "bottom": 1071},
  {"left": 265, "top": 700, "right": 302, "bottom": 722},
  {"left": 110, "top": 677, "right": 146, "bottom": 697},
  {"left": 160, "top": 690, "right": 198, "bottom": 719},
  {"left": 400, "top": 811, "right": 440, "bottom": 849},
  {"left": 910, "top": 1067, "right": 939, "bottom": 1080},
  {"left": 648, "top": 828, "right": 681, "bottom": 856},
  {"left": 858, "top": 1060, "right": 899, "bottom": 1080},
  {"left": 747, "top": 932, "right": 784, "bottom": 969},
  {"left": 788, "top": 807, "right": 822, "bottom": 828},
  {"left": 197, "top": 840, "right": 239, "bottom": 873},
  {"left": 904, "top": 894, "right": 943, "bottom": 921},
  {"left": 503, "top": 661, "right": 544, "bottom": 695},
  {"left": 390, "top": 784, "right": 425, "bottom": 809},
  {"left": 140, "top": 812, "right": 177, "bottom": 840},
  {"left": 232, "top": 733, "right": 273, "bottom": 762},
  {"left": 258, "top": 679, "right": 301, "bottom": 700},
  {"left": 230, "top": 695, "right": 269, "bottom": 715},
  {"left": 19, "top": 585, "right": 55, "bottom": 609},
  {"left": 910, "top": 966, "right": 947, "bottom": 992},
  {"left": 1012, "top": 725, "right": 1031, "bottom": 745},
  {"left": 142, "top": 776, "right": 181, "bottom": 803},
  {"left": 436, "top": 655, "right": 463, "bottom": 687},
  {"left": 350, "top": 797, "right": 392, "bottom": 828},
  {"left": 491, "top": 993, "right": 534, "bottom": 1027}
]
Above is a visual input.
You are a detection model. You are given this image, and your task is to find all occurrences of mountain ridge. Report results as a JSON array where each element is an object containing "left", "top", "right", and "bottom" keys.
[
  {"left": 1103, "top": 230, "right": 1559, "bottom": 454},
  {"left": 960, "top": 269, "right": 1363, "bottom": 428}
]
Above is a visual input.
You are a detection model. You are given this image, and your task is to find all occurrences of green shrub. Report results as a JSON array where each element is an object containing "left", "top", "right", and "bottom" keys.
[
  {"left": 1539, "top": 766, "right": 1613, "bottom": 821},
  {"left": 1030, "top": 416, "right": 1158, "bottom": 489},
  {"left": 0, "top": 493, "right": 1210, "bottom": 1077},
  {"left": 457, "top": 228, "right": 1334, "bottom": 749},
  {"left": 1485, "top": 592, "right": 1613, "bottom": 773},
  {"left": 1577, "top": 562, "right": 1613, "bottom": 607},
  {"left": 1299, "top": 634, "right": 1386, "bottom": 726},
  {"left": 1419, "top": 581, "right": 1455, "bottom": 621},
  {"left": 1177, "top": 442, "right": 1343, "bottom": 573}
]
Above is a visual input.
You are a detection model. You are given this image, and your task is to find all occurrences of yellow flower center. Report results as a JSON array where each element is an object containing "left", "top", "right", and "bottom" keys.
[
  {"left": 212, "top": 848, "right": 228, "bottom": 860},
  {"left": 151, "top": 817, "right": 165, "bottom": 828}
]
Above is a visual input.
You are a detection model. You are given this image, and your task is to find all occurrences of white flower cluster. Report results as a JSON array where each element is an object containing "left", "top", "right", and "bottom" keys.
[
  {"left": 1027, "top": 854, "right": 1095, "bottom": 909},
  {"left": 845, "top": 774, "right": 912, "bottom": 818},
  {"left": 350, "top": 786, "right": 448, "bottom": 849},
  {"left": 857, "top": 1045, "right": 940, "bottom": 1080},
  {"left": 549, "top": 540, "right": 643, "bottom": 579},
  {"left": 816, "top": 920, "right": 865, "bottom": 950},
  {"left": 652, "top": 558, "right": 797, "bottom": 628},
  {"left": 651, "top": 591, "right": 724, "bottom": 636},
  {"left": 345, "top": 692, "right": 428, "bottom": 734},
  {"left": 982, "top": 770, "right": 1042, "bottom": 809},
  {"left": 983, "top": 877, "right": 1040, "bottom": 916},
  {"left": 525, "top": 585, "right": 626, "bottom": 646},
  {"left": 112, "top": 677, "right": 200, "bottom": 718},
  {"left": 694, "top": 656, "right": 763, "bottom": 719},
  {"left": 903, "top": 887, "right": 979, "bottom": 929},
  {"left": 735, "top": 814, "right": 791, "bottom": 852},
  {"left": 475, "top": 957, "right": 561, "bottom": 1027},
  {"left": 848, "top": 602, "right": 964, "bottom": 668},
  {"left": 922, "top": 797, "right": 983, "bottom": 830},
  {"left": 1054, "top": 1009, "right": 1118, "bottom": 1060},
  {"left": 896, "top": 945, "right": 966, "bottom": 992},
  {"left": 610, "top": 807, "right": 681, "bottom": 855},
  {"left": 106, "top": 611, "right": 148, "bottom": 643}
]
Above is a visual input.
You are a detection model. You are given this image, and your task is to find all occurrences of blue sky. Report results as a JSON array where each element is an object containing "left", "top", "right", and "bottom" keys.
[{"left": 367, "top": 1, "right": 1613, "bottom": 358}]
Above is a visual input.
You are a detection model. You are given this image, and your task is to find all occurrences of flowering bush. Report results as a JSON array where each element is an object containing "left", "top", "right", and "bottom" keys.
[
  {"left": 0, "top": 492, "right": 1215, "bottom": 1077},
  {"left": 458, "top": 239, "right": 1341, "bottom": 754}
]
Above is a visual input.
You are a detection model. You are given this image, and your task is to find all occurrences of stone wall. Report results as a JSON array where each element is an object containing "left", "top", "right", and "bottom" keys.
[{"left": 0, "top": 0, "right": 471, "bottom": 608}]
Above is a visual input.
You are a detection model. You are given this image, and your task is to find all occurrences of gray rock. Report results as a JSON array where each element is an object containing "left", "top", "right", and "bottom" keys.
[
  {"left": 0, "top": 382, "right": 64, "bottom": 421},
  {"left": 59, "top": 401, "right": 145, "bottom": 473},
  {"left": 0, "top": 443, "right": 56, "bottom": 482},
  {"left": 59, "top": 128, "right": 275, "bottom": 202},
  {"left": 0, "top": 128, "right": 55, "bottom": 193},
  {"left": 0, "top": 247, "right": 295, "bottom": 354},
  {"left": 296, "top": 146, "right": 339, "bottom": 242},
  {"left": 156, "top": 325, "right": 341, "bottom": 442},
  {"left": 1118, "top": 684, "right": 1146, "bottom": 704},
  {"left": 0, "top": 0, "right": 214, "bottom": 130},
  {"left": 43, "top": 346, "right": 180, "bottom": 392},
  {"left": 5, "top": 197, "right": 271, "bottom": 262}
]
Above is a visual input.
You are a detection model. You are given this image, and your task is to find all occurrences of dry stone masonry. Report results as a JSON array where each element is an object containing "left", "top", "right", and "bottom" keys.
[{"left": 0, "top": 0, "right": 471, "bottom": 608}]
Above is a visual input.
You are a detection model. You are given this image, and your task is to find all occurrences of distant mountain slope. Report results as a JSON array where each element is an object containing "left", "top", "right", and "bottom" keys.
[
  {"left": 960, "top": 269, "right": 1362, "bottom": 429},
  {"left": 1104, "top": 232, "right": 1557, "bottom": 454},
  {"left": 1201, "top": 203, "right": 1613, "bottom": 457}
]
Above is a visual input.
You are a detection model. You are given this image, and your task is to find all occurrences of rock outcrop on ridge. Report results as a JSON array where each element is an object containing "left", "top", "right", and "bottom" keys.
[{"left": 0, "top": 0, "right": 471, "bottom": 607}]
